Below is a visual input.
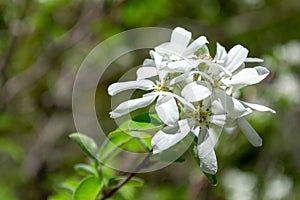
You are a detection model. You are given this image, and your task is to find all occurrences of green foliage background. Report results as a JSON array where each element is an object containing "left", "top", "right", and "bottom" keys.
[{"left": 0, "top": 0, "right": 300, "bottom": 199}]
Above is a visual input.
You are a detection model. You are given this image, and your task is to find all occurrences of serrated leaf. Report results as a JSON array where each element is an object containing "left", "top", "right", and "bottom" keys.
[
  {"left": 69, "top": 133, "right": 98, "bottom": 160},
  {"left": 73, "top": 177, "right": 103, "bottom": 200}
]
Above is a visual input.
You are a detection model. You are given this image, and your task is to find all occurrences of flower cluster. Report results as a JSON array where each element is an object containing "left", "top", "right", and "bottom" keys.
[{"left": 108, "top": 27, "right": 275, "bottom": 175}]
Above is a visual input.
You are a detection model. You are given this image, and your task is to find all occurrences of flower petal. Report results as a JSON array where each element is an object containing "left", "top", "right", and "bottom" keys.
[
  {"left": 167, "top": 59, "right": 196, "bottom": 73},
  {"left": 181, "top": 82, "right": 211, "bottom": 102},
  {"left": 110, "top": 94, "right": 157, "bottom": 118},
  {"left": 222, "top": 68, "right": 260, "bottom": 86},
  {"left": 245, "top": 57, "right": 264, "bottom": 62},
  {"left": 211, "top": 100, "right": 226, "bottom": 115},
  {"left": 150, "top": 91, "right": 196, "bottom": 112},
  {"left": 155, "top": 43, "right": 185, "bottom": 56},
  {"left": 155, "top": 95, "right": 179, "bottom": 126},
  {"left": 237, "top": 117, "right": 262, "bottom": 147},
  {"left": 108, "top": 80, "right": 155, "bottom": 96},
  {"left": 191, "top": 71, "right": 215, "bottom": 85},
  {"left": 169, "top": 72, "right": 189, "bottom": 86},
  {"left": 210, "top": 114, "right": 226, "bottom": 127},
  {"left": 223, "top": 66, "right": 270, "bottom": 87},
  {"left": 151, "top": 120, "right": 190, "bottom": 154},
  {"left": 225, "top": 45, "right": 249, "bottom": 72},
  {"left": 142, "top": 58, "right": 155, "bottom": 67},
  {"left": 150, "top": 50, "right": 163, "bottom": 67},
  {"left": 241, "top": 101, "right": 276, "bottom": 113},
  {"left": 208, "top": 62, "right": 232, "bottom": 76},
  {"left": 215, "top": 89, "right": 252, "bottom": 118},
  {"left": 183, "top": 36, "right": 208, "bottom": 56},
  {"left": 173, "top": 93, "right": 196, "bottom": 112},
  {"left": 198, "top": 127, "right": 218, "bottom": 174},
  {"left": 136, "top": 67, "right": 158, "bottom": 80},
  {"left": 178, "top": 118, "right": 194, "bottom": 134},
  {"left": 214, "top": 42, "right": 227, "bottom": 61},
  {"left": 254, "top": 66, "right": 269, "bottom": 82},
  {"left": 154, "top": 27, "right": 192, "bottom": 56},
  {"left": 170, "top": 27, "right": 192, "bottom": 48}
]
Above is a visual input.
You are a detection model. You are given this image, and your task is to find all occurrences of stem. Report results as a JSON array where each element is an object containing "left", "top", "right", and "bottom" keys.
[{"left": 100, "top": 152, "right": 152, "bottom": 200}]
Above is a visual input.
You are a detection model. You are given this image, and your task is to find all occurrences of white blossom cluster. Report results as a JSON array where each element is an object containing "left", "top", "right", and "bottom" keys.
[{"left": 108, "top": 27, "right": 275, "bottom": 175}]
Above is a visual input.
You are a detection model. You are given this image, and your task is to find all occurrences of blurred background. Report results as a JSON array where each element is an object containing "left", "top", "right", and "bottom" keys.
[{"left": 0, "top": 0, "right": 300, "bottom": 199}]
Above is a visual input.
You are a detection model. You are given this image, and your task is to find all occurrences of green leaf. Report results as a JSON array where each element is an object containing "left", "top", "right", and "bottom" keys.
[
  {"left": 58, "top": 178, "right": 81, "bottom": 193},
  {"left": 98, "top": 129, "right": 151, "bottom": 163},
  {"left": 98, "top": 113, "right": 163, "bottom": 164},
  {"left": 117, "top": 186, "right": 136, "bottom": 200},
  {"left": 73, "top": 177, "right": 103, "bottom": 200},
  {"left": 48, "top": 191, "right": 70, "bottom": 200},
  {"left": 109, "top": 129, "right": 152, "bottom": 151},
  {"left": 69, "top": 133, "right": 98, "bottom": 160},
  {"left": 203, "top": 172, "right": 218, "bottom": 186},
  {"left": 100, "top": 165, "right": 115, "bottom": 180},
  {"left": 74, "top": 164, "right": 97, "bottom": 177},
  {"left": 132, "top": 112, "right": 162, "bottom": 125},
  {"left": 119, "top": 113, "right": 163, "bottom": 133}
]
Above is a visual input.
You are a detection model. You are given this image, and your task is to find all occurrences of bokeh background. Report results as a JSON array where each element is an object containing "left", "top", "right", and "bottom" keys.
[{"left": 1, "top": 0, "right": 300, "bottom": 199}]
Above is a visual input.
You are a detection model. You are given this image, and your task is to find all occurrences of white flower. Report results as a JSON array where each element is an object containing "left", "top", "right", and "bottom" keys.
[
  {"left": 236, "top": 117, "right": 263, "bottom": 147},
  {"left": 195, "top": 43, "right": 276, "bottom": 118},
  {"left": 136, "top": 50, "right": 169, "bottom": 82},
  {"left": 155, "top": 27, "right": 208, "bottom": 58},
  {"left": 154, "top": 27, "right": 209, "bottom": 73},
  {"left": 214, "top": 44, "right": 270, "bottom": 91},
  {"left": 109, "top": 85, "right": 194, "bottom": 126},
  {"left": 109, "top": 54, "right": 194, "bottom": 126},
  {"left": 107, "top": 26, "right": 276, "bottom": 175},
  {"left": 151, "top": 99, "right": 226, "bottom": 174}
]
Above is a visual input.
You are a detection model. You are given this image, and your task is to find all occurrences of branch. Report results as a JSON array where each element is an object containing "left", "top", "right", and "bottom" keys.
[{"left": 101, "top": 152, "right": 152, "bottom": 200}]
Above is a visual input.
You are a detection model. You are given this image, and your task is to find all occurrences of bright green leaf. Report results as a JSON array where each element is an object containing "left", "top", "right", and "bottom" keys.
[
  {"left": 100, "top": 165, "right": 116, "bottom": 180},
  {"left": 117, "top": 186, "right": 136, "bottom": 200},
  {"left": 69, "top": 133, "right": 98, "bottom": 160},
  {"left": 58, "top": 178, "right": 81, "bottom": 193},
  {"left": 48, "top": 191, "right": 71, "bottom": 200},
  {"left": 73, "top": 177, "right": 103, "bottom": 200},
  {"left": 74, "top": 164, "right": 97, "bottom": 177},
  {"left": 98, "top": 129, "right": 151, "bottom": 163}
]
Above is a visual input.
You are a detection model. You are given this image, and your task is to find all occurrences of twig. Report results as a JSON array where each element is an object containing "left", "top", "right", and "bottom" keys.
[{"left": 101, "top": 152, "right": 152, "bottom": 200}]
